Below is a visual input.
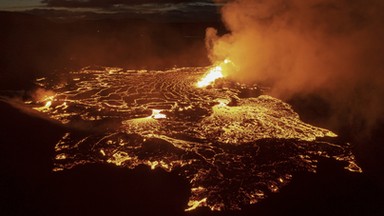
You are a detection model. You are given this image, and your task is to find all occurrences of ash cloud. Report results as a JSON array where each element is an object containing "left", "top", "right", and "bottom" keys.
[{"left": 207, "top": 0, "right": 384, "bottom": 136}]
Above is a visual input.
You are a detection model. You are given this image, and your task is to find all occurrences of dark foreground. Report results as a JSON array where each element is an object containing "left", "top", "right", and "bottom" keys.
[{"left": 0, "top": 100, "right": 383, "bottom": 216}]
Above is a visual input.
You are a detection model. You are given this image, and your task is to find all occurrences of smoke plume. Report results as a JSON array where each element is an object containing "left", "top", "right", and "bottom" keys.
[{"left": 207, "top": 0, "right": 384, "bottom": 135}]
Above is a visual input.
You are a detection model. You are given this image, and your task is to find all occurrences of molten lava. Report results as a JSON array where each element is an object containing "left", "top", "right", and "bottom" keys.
[
  {"left": 19, "top": 66, "right": 361, "bottom": 212},
  {"left": 196, "top": 59, "right": 234, "bottom": 88},
  {"left": 196, "top": 66, "right": 224, "bottom": 88},
  {"left": 150, "top": 109, "right": 166, "bottom": 119},
  {"left": 33, "top": 95, "right": 54, "bottom": 111}
]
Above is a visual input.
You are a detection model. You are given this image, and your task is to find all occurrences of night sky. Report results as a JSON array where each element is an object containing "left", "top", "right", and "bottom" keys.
[
  {"left": 0, "top": 0, "right": 43, "bottom": 10},
  {"left": 0, "top": 0, "right": 222, "bottom": 22},
  {"left": 0, "top": 0, "right": 218, "bottom": 13}
]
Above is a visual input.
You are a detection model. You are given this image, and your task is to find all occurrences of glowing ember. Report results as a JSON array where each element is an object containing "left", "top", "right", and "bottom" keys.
[{"left": 196, "top": 59, "right": 234, "bottom": 88}]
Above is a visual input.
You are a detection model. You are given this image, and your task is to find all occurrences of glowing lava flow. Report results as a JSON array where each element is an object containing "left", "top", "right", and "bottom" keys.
[
  {"left": 17, "top": 66, "right": 361, "bottom": 212},
  {"left": 150, "top": 109, "right": 166, "bottom": 119},
  {"left": 196, "top": 59, "right": 233, "bottom": 88}
]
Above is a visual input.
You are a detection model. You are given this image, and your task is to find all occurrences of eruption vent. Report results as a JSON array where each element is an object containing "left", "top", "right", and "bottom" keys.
[{"left": 196, "top": 59, "right": 235, "bottom": 88}]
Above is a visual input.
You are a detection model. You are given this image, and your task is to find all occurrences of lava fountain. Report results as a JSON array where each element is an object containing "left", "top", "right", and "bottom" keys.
[{"left": 196, "top": 59, "right": 235, "bottom": 88}]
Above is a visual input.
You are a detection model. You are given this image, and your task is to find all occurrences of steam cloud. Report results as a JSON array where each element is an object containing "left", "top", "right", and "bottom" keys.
[{"left": 207, "top": 0, "right": 384, "bottom": 135}]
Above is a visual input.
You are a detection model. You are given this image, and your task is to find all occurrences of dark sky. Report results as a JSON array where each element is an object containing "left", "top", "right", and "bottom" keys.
[
  {"left": 0, "top": 0, "right": 43, "bottom": 10},
  {"left": 42, "top": 0, "right": 214, "bottom": 7},
  {"left": 0, "top": 0, "right": 218, "bottom": 11},
  {"left": 0, "top": 0, "right": 221, "bottom": 21}
]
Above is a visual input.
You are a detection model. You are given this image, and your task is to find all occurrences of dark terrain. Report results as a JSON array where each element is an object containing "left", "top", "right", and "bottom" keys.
[
  {"left": 0, "top": 11, "right": 383, "bottom": 216},
  {"left": 0, "top": 11, "right": 225, "bottom": 90}
]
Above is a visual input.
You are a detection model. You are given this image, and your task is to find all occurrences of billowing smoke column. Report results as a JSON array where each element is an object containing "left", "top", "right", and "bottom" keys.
[{"left": 207, "top": 0, "right": 384, "bottom": 135}]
